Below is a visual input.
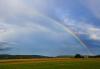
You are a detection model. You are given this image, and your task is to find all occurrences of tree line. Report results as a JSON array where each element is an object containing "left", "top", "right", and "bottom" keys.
[
  {"left": 0, "top": 54, "right": 100, "bottom": 59},
  {"left": 0, "top": 54, "right": 49, "bottom": 59}
]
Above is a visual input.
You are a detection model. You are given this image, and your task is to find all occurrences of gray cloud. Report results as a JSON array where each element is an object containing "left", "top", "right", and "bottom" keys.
[
  {"left": 63, "top": 18, "right": 100, "bottom": 40},
  {"left": 0, "top": 41, "right": 12, "bottom": 51}
]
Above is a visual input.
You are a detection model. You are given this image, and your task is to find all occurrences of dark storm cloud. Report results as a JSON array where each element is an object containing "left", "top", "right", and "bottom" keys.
[{"left": 0, "top": 41, "right": 12, "bottom": 51}]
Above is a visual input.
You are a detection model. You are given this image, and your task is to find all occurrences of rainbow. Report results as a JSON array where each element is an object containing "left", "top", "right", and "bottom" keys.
[{"left": 31, "top": 11, "right": 93, "bottom": 55}]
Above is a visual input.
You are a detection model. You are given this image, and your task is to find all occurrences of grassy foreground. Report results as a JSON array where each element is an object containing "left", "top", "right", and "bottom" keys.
[{"left": 0, "top": 58, "right": 100, "bottom": 69}]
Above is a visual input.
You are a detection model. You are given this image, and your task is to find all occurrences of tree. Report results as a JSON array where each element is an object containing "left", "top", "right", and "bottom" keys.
[{"left": 75, "top": 54, "right": 83, "bottom": 58}]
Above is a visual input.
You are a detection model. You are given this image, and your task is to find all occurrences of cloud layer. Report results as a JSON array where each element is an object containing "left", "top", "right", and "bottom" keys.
[{"left": 0, "top": 0, "right": 99, "bottom": 56}]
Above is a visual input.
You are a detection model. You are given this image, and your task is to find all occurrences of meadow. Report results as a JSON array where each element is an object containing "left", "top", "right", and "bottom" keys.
[{"left": 0, "top": 58, "right": 100, "bottom": 69}]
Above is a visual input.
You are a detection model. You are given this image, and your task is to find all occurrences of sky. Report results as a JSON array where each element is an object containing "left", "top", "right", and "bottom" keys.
[{"left": 0, "top": 0, "right": 100, "bottom": 56}]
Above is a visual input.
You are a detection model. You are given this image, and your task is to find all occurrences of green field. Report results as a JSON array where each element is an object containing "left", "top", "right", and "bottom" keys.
[{"left": 0, "top": 58, "right": 100, "bottom": 69}]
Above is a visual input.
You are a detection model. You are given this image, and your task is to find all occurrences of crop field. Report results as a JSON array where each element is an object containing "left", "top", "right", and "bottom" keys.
[{"left": 0, "top": 58, "right": 100, "bottom": 69}]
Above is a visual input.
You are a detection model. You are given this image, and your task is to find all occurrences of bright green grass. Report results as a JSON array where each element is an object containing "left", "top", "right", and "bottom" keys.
[{"left": 0, "top": 59, "right": 100, "bottom": 69}]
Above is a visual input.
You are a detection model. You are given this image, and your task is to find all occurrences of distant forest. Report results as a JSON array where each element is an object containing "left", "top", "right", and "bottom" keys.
[
  {"left": 0, "top": 54, "right": 100, "bottom": 59},
  {"left": 0, "top": 54, "right": 50, "bottom": 59}
]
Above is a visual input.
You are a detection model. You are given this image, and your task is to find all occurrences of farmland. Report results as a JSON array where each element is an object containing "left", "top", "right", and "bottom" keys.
[{"left": 0, "top": 58, "right": 100, "bottom": 69}]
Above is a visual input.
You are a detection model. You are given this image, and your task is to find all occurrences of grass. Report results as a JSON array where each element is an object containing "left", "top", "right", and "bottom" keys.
[{"left": 0, "top": 58, "right": 100, "bottom": 69}]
